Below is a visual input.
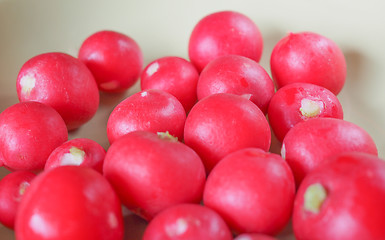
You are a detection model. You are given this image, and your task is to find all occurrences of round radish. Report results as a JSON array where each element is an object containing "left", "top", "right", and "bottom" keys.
[
  {"left": 197, "top": 55, "right": 275, "bottom": 114},
  {"left": 103, "top": 131, "right": 206, "bottom": 221},
  {"left": 16, "top": 52, "right": 100, "bottom": 130},
  {"left": 293, "top": 152, "right": 385, "bottom": 240},
  {"left": 268, "top": 82, "right": 343, "bottom": 142},
  {"left": 270, "top": 32, "right": 346, "bottom": 95},
  {"left": 142, "top": 204, "right": 232, "bottom": 240},
  {"left": 188, "top": 11, "right": 263, "bottom": 72},
  {"left": 282, "top": 117, "right": 378, "bottom": 186},
  {"left": 234, "top": 233, "right": 279, "bottom": 240},
  {"left": 107, "top": 89, "right": 186, "bottom": 144},
  {"left": 0, "top": 171, "right": 36, "bottom": 229},
  {"left": 203, "top": 148, "right": 295, "bottom": 235},
  {"left": 140, "top": 56, "right": 199, "bottom": 112},
  {"left": 78, "top": 30, "right": 143, "bottom": 92},
  {"left": 44, "top": 138, "right": 106, "bottom": 173},
  {"left": 0, "top": 101, "right": 68, "bottom": 171},
  {"left": 15, "top": 166, "right": 124, "bottom": 240},
  {"left": 184, "top": 93, "right": 271, "bottom": 172}
]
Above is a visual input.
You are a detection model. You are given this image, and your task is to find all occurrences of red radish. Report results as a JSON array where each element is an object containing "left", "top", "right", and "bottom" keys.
[
  {"left": 203, "top": 148, "right": 295, "bottom": 235},
  {"left": 15, "top": 166, "right": 124, "bottom": 240},
  {"left": 140, "top": 56, "right": 199, "bottom": 112},
  {"left": 142, "top": 203, "right": 232, "bottom": 240},
  {"left": 197, "top": 55, "right": 275, "bottom": 114},
  {"left": 188, "top": 11, "right": 263, "bottom": 72},
  {"left": 270, "top": 32, "right": 346, "bottom": 95},
  {"left": 0, "top": 171, "right": 36, "bottom": 229},
  {"left": 293, "top": 152, "right": 385, "bottom": 240},
  {"left": 282, "top": 117, "right": 378, "bottom": 186},
  {"left": 103, "top": 131, "right": 206, "bottom": 221},
  {"left": 16, "top": 52, "right": 100, "bottom": 130},
  {"left": 234, "top": 233, "right": 279, "bottom": 240},
  {"left": 107, "top": 89, "right": 186, "bottom": 144},
  {"left": 0, "top": 101, "right": 68, "bottom": 171},
  {"left": 44, "top": 138, "right": 106, "bottom": 173},
  {"left": 184, "top": 93, "right": 271, "bottom": 172},
  {"left": 268, "top": 82, "right": 343, "bottom": 142},
  {"left": 78, "top": 30, "right": 143, "bottom": 92}
]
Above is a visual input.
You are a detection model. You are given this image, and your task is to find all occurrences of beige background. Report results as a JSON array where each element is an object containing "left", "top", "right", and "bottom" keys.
[{"left": 0, "top": 0, "right": 384, "bottom": 239}]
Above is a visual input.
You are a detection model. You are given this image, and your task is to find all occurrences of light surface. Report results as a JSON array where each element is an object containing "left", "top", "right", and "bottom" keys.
[{"left": 1, "top": 0, "right": 384, "bottom": 239}]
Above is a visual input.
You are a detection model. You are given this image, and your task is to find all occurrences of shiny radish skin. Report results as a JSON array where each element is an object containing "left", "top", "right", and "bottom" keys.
[
  {"left": 293, "top": 152, "right": 385, "bottom": 240},
  {"left": 268, "top": 82, "right": 343, "bottom": 142},
  {"left": 188, "top": 11, "right": 263, "bottom": 72},
  {"left": 103, "top": 131, "right": 206, "bottom": 221},
  {"left": 78, "top": 30, "right": 143, "bottom": 93},
  {"left": 141, "top": 56, "right": 199, "bottom": 112},
  {"left": 0, "top": 171, "right": 36, "bottom": 229},
  {"left": 203, "top": 148, "right": 295, "bottom": 235},
  {"left": 107, "top": 89, "right": 186, "bottom": 144},
  {"left": 0, "top": 101, "right": 68, "bottom": 171},
  {"left": 197, "top": 54, "right": 275, "bottom": 114},
  {"left": 142, "top": 204, "right": 232, "bottom": 240},
  {"left": 15, "top": 166, "right": 124, "bottom": 240},
  {"left": 44, "top": 138, "right": 106, "bottom": 173},
  {"left": 270, "top": 31, "right": 346, "bottom": 95},
  {"left": 16, "top": 52, "right": 100, "bottom": 130},
  {"left": 184, "top": 93, "right": 271, "bottom": 172},
  {"left": 282, "top": 117, "right": 378, "bottom": 186}
]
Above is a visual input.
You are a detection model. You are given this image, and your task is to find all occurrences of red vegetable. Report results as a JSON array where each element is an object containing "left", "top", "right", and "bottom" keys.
[
  {"left": 203, "top": 148, "right": 295, "bottom": 235},
  {"left": 293, "top": 152, "right": 385, "bottom": 240},
  {"left": 270, "top": 32, "right": 346, "bottom": 95},
  {"left": 282, "top": 117, "right": 378, "bottom": 186},
  {"left": 141, "top": 56, "right": 199, "bottom": 112},
  {"left": 0, "top": 101, "right": 68, "bottom": 171},
  {"left": 15, "top": 166, "right": 124, "bottom": 240},
  {"left": 16, "top": 52, "right": 100, "bottom": 130},
  {"left": 188, "top": 11, "right": 263, "bottom": 72},
  {"left": 0, "top": 171, "right": 36, "bottom": 229},
  {"left": 142, "top": 203, "right": 232, "bottom": 240},
  {"left": 184, "top": 93, "right": 271, "bottom": 172},
  {"left": 44, "top": 138, "right": 106, "bottom": 173},
  {"left": 197, "top": 55, "right": 275, "bottom": 114},
  {"left": 268, "top": 82, "right": 343, "bottom": 142},
  {"left": 234, "top": 233, "right": 279, "bottom": 240},
  {"left": 103, "top": 131, "right": 206, "bottom": 221},
  {"left": 107, "top": 89, "right": 186, "bottom": 144},
  {"left": 78, "top": 30, "right": 143, "bottom": 93}
]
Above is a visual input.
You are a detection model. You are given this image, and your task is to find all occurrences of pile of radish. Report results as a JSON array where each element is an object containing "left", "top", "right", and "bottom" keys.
[{"left": 1, "top": 10, "right": 384, "bottom": 240}]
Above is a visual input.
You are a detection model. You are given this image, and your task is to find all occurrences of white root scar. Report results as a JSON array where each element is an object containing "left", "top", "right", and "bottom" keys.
[
  {"left": 146, "top": 62, "right": 159, "bottom": 76},
  {"left": 60, "top": 147, "right": 85, "bottom": 166},
  {"left": 20, "top": 75, "right": 36, "bottom": 96}
]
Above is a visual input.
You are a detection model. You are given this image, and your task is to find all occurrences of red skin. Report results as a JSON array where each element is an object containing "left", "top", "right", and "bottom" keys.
[
  {"left": 184, "top": 93, "right": 271, "bottom": 172},
  {"left": 142, "top": 204, "right": 232, "bottom": 240},
  {"left": 107, "top": 89, "right": 186, "bottom": 144},
  {"left": 140, "top": 56, "right": 199, "bottom": 112},
  {"left": 293, "top": 152, "right": 385, "bottom": 240},
  {"left": 78, "top": 30, "right": 143, "bottom": 93},
  {"left": 16, "top": 52, "right": 100, "bottom": 130},
  {"left": 197, "top": 55, "right": 275, "bottom": 114},
  {"left": 0, "top": 101, "right": 68, "bottom": 171},
  {"left": 234, "top": 233, "right": 279, "bottom": 240},
  {"left": 15, "top": 166, "right": 124, "bottom": 240},
  {"left": 44, "top": 138, "right": 106, "bottom": 173},
  {"left": 103, "top": 131, "right": 206, "bottom": 221},
  {"left": 270, "top": 32, "right": 346, "bottom": 95},
  {"left": 188, "top": 11, "right": 263, "bottom": 72},
  {"left": 268, "top": 82, "right": 344, "bottom": 142},
  {"left": 203, "top": 148, "right": 295, "bottom": 235},
  {"left": 282, "top": 117, "right": 378, "bottom": 186},
  {"left": 0, "top": 171, "right": 36, "bottom": 229}
]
